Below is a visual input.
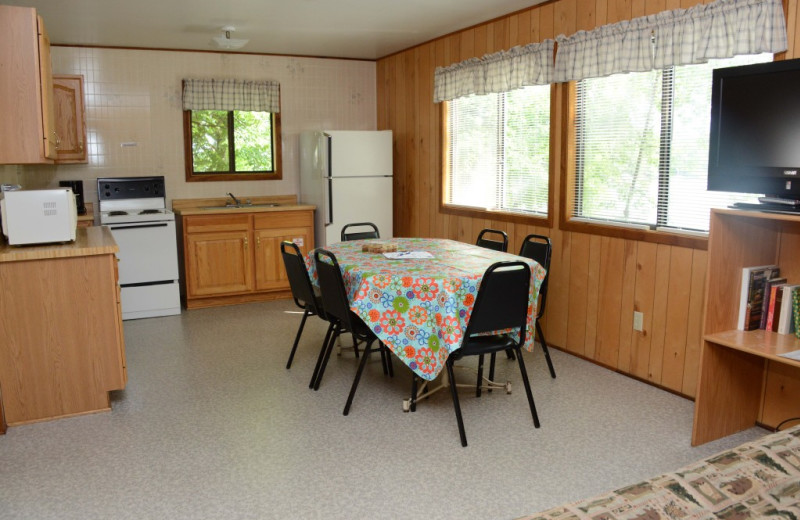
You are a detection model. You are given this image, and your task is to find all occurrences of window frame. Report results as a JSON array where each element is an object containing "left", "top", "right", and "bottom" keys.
[
  {"left": 440, "top": 85, "right": 555, "bottom": 228},
  {"left": 561, "top": 69, "right": 720, "bottom": 250},
  {"left": 182, "top": 109, "right": 283, "bottom": 182}
]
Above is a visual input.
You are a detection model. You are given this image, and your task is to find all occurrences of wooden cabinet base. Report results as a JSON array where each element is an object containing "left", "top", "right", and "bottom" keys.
[
  {"left": 185, "top": 289, "right": 292, "bottom": 309},
  {"left": 0, "top": 245, "right": 125, "bottom": 426}
]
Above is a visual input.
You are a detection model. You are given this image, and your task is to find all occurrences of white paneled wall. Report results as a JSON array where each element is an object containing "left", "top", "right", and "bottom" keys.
[{"left": 20, "top": 47, "right": 376, "bottom": 218}]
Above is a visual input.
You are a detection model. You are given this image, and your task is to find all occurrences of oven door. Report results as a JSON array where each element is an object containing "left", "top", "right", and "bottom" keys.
[{"left": 106, "top": 220, "right": 179, "bottom": 284}]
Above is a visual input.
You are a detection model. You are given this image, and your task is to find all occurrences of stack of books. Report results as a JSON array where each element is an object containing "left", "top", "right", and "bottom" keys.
[{"left": 738, "top": 265, "right": 800, "bottom": 337}]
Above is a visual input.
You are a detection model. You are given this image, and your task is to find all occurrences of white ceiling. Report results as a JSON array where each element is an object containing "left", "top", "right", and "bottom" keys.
[{"left": 8, "top": 0, "right": 545, "bottom": 60}]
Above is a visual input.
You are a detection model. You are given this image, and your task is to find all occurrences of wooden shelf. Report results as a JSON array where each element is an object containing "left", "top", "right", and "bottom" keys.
[
  {"left": 693, "top": 208, "right": 800, "bottom": 445},
  {"left": 705, "top": 329, "right": 800, "bottom": 367}
]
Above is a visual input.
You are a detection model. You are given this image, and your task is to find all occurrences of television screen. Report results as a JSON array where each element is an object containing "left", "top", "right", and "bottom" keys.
[{"left": 708, "top": 58, "right": 800, "bottom": 201}]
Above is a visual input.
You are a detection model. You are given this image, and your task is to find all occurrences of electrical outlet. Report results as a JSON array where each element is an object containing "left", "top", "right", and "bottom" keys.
[{"left": 633, "top": 311, "right": 644, "bottom": 332}]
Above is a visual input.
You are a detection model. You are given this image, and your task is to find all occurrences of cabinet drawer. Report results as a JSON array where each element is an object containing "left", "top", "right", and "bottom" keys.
[
  {"left": 185, "top": 214, "right": 250, "bottom": 233},
  {"left": 253, "top": 211, "right": 312, "bottom": 230}
]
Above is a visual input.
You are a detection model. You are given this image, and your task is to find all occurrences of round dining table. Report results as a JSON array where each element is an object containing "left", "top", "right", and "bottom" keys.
[{"left": 306, "top": 237, "right": 546, "bottom": 381}]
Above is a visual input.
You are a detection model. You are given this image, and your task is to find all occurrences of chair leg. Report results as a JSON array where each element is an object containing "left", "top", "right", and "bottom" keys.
[
  {"left": 313, "top": 324, "right": 341, "bottom": 391},
  {"left": 505, "top": 348, "right": 516, "bottom": 361},
  {"left": 286, "top": 309, "right": 311, "bottom": 370},
  {"left": 309, "top": 322, "right": 335, "bottom": 389},
  {"left": 476, "top": 354, "right": 484, "bottom": 397},
  {"left": 384, "top": 343, "right": 394, "bottom": 377},
  {"left": 379, "top": 344, "right": 389, "bottom": 375},
  {"left": 514, "top": 347, "right": 541, "bottom": 428},
  {"left": 446, "top": 359, "right": 468, "bottom": 447},
  {"left": 487, "top": 352, "right": 497, "bottom": 393},
  {"left": 344, "top": 339, "right": 374, "bottom": 416},
  {"left": 537, "top": 321, "right": 556, "bottom": 379}
]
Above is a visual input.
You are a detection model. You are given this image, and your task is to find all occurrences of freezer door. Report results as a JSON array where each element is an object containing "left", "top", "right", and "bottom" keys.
[
  {"left": 325, "top": 176, "right": 393, "bottom": 245},
  {"left": 326, "top": 130, "right": 393, "bottom": 177}
]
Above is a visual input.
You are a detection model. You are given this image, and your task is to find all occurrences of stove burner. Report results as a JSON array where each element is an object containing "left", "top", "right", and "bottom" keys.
[
  {"left": 108, "top": 211, "right": 128, "bottom": 216},
  {"left": 139, "top": 209, "right": 162, "bottom": 215}
]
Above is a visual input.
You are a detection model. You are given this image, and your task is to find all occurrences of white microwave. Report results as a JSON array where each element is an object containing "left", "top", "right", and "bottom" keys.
[{"left": 1, "top": 188, "right": 78, "bottom": 245}]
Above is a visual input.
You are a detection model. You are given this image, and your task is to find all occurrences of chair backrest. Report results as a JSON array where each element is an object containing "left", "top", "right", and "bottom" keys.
[
  {"left": 464, "top": 261, "right": 531, "bottom": 345},
  {"left": 518, "top": 234, "right": 551, "bottom": 318},
  {"left": 341, "top": 222, "right": 380, "bottom": 242},
  {"left": 281, "top": 241, "right": 318, "bottom": 313},
  {"left": 313, "top": 249, "right": 355, "bottom": 327},
  {"left": 476, "top": 228, "right": 508, "bottom": 252}
]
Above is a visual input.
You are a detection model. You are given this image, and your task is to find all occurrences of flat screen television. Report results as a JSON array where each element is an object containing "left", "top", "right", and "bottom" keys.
[{"left": 708, "top": 57, "right": 800, "bottom": 206}]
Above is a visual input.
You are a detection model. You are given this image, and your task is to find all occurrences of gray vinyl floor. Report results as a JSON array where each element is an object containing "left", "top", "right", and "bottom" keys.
[{"left": 0, "top": 299, "right": 767, "bottom": 520}]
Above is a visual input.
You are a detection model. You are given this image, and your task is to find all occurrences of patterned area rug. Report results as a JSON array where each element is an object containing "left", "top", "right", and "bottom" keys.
[{"left": 518, "top": 425, "right": 800, "bottom": 520}]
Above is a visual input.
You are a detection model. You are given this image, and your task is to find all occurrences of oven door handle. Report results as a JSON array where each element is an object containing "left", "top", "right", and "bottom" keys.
[{"left": 108, "top": 223, "right": 170, "bottom": 230}]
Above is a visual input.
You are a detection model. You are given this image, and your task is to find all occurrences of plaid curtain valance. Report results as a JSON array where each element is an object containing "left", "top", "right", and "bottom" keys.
[
  {"left": 554, "top": 0, "right": 787, "bottom": 82},
  {"left": 433, "top": 40, "right": 555, "bottom": 103},
  {"left": 182, "top": 79, "right": 280, "bottom": 112}
]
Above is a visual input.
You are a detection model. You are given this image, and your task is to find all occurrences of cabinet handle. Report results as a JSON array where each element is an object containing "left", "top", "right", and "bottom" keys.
[
  {"left": 244, "top": 237, "right": 248, "bottom": 250},
  {"left": 257, "top": 236, "right": 261, "bottom": 247},
  {"left": 53, "top": 131, "right": 61, "bottom": 149}
]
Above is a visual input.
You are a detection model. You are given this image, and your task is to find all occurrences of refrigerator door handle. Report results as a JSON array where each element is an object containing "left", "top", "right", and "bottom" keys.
[{"left": 324, "top": 177, "right": 333, "bottom": 226}]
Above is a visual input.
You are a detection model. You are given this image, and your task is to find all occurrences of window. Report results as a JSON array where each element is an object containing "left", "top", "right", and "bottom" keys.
[
  {"left": 182, "top": 78, "right": 282, "bottom": 182},
  {"left": 572, "top": 54, "right": 771, "bottom": 233},
  {"left": 183, "top": 110, "right": 281, "bottom": 181},
  {"left": 445, "top": 85, "right": 551, "bottom": 218}
]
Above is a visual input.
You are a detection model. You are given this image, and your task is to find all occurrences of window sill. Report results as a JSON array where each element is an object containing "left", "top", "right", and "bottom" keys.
[
  {"left": 186, "top": 171, "right": 282, "bottom": 182},
  {"left": 441, "top": 204, "right": 551, "bottom": 228},
  {"left": 559, "top": 217, "right": 708, "bottom": 250}
]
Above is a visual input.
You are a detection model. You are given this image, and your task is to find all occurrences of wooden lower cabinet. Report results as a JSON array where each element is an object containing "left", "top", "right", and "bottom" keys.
[
  {"left": 186, "top": 230, "right": 253, "bottom": 296},
  {"left": 254, "top": 227, "right": 312, "bottom": 291},
  {"left": 181, "top": 210, "right": 314, "bottom": 308},
  {"left": 0, "top": 230, "right": 126, "bottom": 426}
]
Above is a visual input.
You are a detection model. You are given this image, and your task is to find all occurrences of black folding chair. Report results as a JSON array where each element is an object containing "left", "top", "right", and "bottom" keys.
[
  {"left": 312, "top": 248, "right": 393, "bottom": 414},
  {"left": 517, "top": 234, "right": 556, "bottom": 379},
  {"left": 340, "top": 222, "right": 380, "bottom": 241},
  {"left": 281, "top": 241, "right": 324, "bottom": 370},
  {"left": 442, "top": 261, "right": 540, "bottom": 446},
  {"left": 475, "top": 228, "right": 508, "bottom": 252}
]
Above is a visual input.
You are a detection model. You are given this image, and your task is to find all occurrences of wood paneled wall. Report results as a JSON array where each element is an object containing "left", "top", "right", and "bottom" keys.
[{"left": 377, "top": 0, "right": 800, "bottom": 398}]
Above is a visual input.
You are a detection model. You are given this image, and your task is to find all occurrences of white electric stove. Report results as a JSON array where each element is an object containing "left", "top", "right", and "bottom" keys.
[{"left": 98, "top": 176, "right": 181, "bottom": 320}]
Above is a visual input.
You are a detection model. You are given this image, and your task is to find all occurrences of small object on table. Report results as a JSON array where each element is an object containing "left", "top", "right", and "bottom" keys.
[{"left": 361, "top": 242, "right": 398, "bottom": 253}]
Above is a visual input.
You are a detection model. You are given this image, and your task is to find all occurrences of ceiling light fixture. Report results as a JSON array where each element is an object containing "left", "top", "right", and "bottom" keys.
[{"left": 212, "top": 25, "right": 249, "bottom": 50}]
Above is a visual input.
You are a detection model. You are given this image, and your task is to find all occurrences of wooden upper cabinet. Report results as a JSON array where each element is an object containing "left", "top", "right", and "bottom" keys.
[
  {"left": 53, "top": 75, "right": 87, "bottom": 163},
  {"left": 0, "top": 6, "right": 56, "bottom": 164}
]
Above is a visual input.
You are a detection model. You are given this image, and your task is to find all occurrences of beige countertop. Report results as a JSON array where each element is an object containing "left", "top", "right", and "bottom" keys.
[
  {"left": 0, "top": 226, "right": 118, "bottom": 263},
  {"left": 173, "top": 203, "right": 316, "bottom": 217},
  {"left": 171, "top": 195, "right": 315, "bottom": 216}
]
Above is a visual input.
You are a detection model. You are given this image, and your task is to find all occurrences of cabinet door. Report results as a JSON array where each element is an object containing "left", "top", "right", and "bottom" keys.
[
  {"left": 0, "top": 6, "right": 55, "bottom": 163},
  {"left": 186, "top": 230, "right": 253, "bottom": 297},
  {"left": 254, "top": 227, "right": 311, "bottom": 291},
  {"left": 37, "top": 15, "right": 56, "bottom": 160},
  {"left": 53, "top": 75, "right": 87, "bottom": 163}
]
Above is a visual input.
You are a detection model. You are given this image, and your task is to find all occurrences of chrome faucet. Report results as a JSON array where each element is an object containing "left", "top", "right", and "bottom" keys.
[{"left": 226, "top": 192, "right": 241, "bottom": 207}]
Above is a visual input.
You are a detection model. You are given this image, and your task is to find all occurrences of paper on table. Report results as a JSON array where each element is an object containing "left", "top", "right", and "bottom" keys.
[
  {"left": 779, "top": 350, "right": 800, "bottom": 361},
  {"left": 383, "top": 251, "right": 434, "bottom": 259}
]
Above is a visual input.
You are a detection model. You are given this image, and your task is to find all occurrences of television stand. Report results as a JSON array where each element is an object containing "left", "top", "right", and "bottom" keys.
[{"left": 731, "top": 201, "right": 800, "bottom": 214}]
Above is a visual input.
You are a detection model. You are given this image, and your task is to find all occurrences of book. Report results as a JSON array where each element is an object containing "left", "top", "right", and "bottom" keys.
[
  {"left": 777, "top": 285, "right": 800, "bottom": 334},
  {"left": 766, "top": 282, "right": 787, "bottom": 331},
  {"left": 761, "top": 276, "right": 787, "bottom": 329},
  {"left": 794, "top": 289, "right": 800, "bottom": 340},
  {"left": 738, "top": 265, "right": 779, "bottom": 331}
]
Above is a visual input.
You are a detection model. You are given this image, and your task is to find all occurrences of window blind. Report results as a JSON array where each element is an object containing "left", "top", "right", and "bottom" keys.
[
  {"left": 573, "top": 53, "right": 770, "bottom": 232},
  {"left": 447, "top": 85, "right": 550, "bottom": 216}
]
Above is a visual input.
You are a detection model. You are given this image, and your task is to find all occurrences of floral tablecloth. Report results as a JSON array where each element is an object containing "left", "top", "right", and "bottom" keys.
[{"left": 306, "top": 238, "right": 546, "bottom": 381}]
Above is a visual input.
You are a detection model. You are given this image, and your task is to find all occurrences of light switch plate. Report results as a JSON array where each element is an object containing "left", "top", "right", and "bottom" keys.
[{"left": 633, "top": 311, "right": 644, "bottom": 332}]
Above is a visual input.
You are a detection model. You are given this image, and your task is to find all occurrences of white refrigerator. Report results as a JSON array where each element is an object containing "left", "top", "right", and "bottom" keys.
[{"left": 299, "top": 130, "right": 393, "bottom": 247}]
